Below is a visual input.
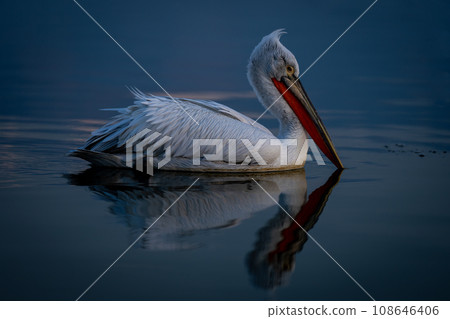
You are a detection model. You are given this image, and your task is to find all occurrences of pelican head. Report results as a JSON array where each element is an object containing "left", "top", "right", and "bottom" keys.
[{"left": 247, "top": 29, "right": 343, "bottom": 169}]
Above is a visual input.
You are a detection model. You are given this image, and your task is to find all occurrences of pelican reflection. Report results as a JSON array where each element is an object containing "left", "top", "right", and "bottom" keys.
[
  {"left": 246, "top": 170, "right": 342, "bottom": 289},
  {"left": 67, "top": 168, "right": 341, "bottom": 289}
]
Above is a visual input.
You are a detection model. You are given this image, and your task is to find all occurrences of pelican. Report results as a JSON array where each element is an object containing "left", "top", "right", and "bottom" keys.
[{"left": 71, "top": 30, "right": 343, "bottom": 171}]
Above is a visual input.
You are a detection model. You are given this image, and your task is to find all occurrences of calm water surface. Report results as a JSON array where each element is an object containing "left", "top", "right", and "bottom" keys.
[{"left": 0, "top": 0, "right": 449, "bottom": 300}]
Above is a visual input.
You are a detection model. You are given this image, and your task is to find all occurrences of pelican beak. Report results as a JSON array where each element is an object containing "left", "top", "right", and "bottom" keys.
[{"left": 272, "top": 75, "right": 344, "bottom": 169}]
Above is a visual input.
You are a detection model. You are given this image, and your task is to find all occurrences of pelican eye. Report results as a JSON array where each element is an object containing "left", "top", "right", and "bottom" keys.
[{"left": 286, "top": 65, "right": 295, "bottom": 75}]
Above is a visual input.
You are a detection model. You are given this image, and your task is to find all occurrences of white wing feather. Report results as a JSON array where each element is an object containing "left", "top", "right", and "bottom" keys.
[{"left": 73, "top": 89, "right": 277, "bottom": 169}]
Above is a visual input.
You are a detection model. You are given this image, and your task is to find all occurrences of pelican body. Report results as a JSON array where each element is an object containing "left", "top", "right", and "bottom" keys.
[{"left": 72, "top": 30, "right": 343, "bottom": 172}]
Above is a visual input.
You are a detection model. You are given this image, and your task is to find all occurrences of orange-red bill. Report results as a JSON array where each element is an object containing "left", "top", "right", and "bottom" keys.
[{"left": 272, "top": 76, "right": 343, "bottom": 169}]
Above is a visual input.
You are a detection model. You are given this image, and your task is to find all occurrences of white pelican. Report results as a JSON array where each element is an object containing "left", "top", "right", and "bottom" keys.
[{"left": 72, "top": 30, "right": 343, "bottom": 171}]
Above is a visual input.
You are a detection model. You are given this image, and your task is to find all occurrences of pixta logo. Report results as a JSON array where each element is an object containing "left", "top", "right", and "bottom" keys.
[
  {"left": 125, "top": 128, "right": 172, "bottom": 175},
  {"left": 126, "top": 129, "right": 325, "bottom": 176}
]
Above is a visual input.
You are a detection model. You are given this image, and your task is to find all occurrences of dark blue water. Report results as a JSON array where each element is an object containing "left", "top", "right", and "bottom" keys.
[{"left": 1, "top": 0, "right": 449, "bottom": 300}]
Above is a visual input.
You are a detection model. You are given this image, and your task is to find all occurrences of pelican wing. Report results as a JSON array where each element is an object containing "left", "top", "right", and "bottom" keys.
[{"left": 73, "top": 89, "right": 275, "bottom": 168}]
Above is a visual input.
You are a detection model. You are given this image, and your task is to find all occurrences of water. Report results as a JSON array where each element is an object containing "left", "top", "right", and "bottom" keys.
[{"left": 1, "top": 0, "right": 449, "bottom": 300}]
